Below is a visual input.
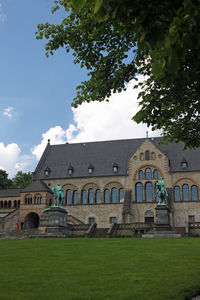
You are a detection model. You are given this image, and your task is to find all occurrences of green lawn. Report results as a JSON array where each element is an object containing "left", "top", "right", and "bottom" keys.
[{"left": 0, "top": 238, "right": 199, "bottom": 300}]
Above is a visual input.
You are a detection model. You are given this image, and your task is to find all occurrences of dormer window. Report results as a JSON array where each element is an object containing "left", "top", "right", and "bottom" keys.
[
  {"left": 44, "top": 167, "right": 50, "bottom": 176},
  {"left": 112, "top": 162, "right": 118, "bottom": 173},
  {"left": 88, "top": 164, "right": 93, "bottom": 174},
  {"left": 181, "top": 161, "right": 188, "bottom": 168},
  {"left": 68, "top": 164, "right": 73, "bottom": 175}
]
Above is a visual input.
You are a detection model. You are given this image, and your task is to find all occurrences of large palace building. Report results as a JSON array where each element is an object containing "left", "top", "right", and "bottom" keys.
[{"left": 0, "top": 137, "right": 200, "bottom": 236}]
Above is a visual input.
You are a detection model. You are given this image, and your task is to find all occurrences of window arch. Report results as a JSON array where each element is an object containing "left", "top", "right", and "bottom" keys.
[
  {"left": 4, "top": 201, "right": 7, "bottom": 208},
  {"left": 104, "top": 189, "right": 110, "bottom": 203},
  {"left": 66, "top": 189, "right": 71, "bottom": 205},
  {"left": 95, "top": 189, "right": 101, "bottom": 203},
  {"left": 81, "top": 190, "right": 87, "bottom": 204},
  {"left": 146, "top": 182, "right": 153, "bottom": 202},
  {"left": 111, "top": 188, "right": 117, "bottom": 203},
  {"left": 139, "top": 170, "right": 144, "bottom": 180},
  {"left": 88, "top": 188, "right": 94, "bottom": 204},
  {"left": 8, "top": 201, "right": 11, "bottom": 208},
  {"left": 119, "top": 188, "right": 124, "bottom": 202},
  {"left": 145, "top": 151, "right": 150, "bottom": 160},
  {"left": 145, "top": 168, "right": 152, "bottom": 179},
  {"left": 136, "top": 183, "right": 143, "bottom": 202},
  {"left": 153, "top": 169, "right": 158, "bottom": 179},
  {"left": 174, "top": 186, "right": 181, "bottom": 202},
  {"left": 0, "top": 201, "right": 3, "bottom": 208},
  {"left": 34, "top": 194, "right": 42, "bottom": 204},
  {"left": 182, "top": 184, "right": 189, "bottom": 201},
  {"left": 191, "top": 185, "right": 198, "bottom": 201},
  {"left": 73, "top": 190, "right": 78, "bottom": 205}
]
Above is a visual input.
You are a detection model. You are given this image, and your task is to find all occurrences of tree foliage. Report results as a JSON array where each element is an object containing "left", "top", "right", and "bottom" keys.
[
  {"left": 11, "top": 171, "right": 32, "bottom": 189},
  {"left": 0, "top": 170, "right": 32, "bottom": 190},
  {"left": 0, "top": 170, "right": 13, "bottom": 189},
  {"left": 36, "top": 0, "right": 200, "bottom": 148}
]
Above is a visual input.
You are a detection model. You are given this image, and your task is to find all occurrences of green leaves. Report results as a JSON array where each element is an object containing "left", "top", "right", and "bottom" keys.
[{"left": 36, "top": 0, "right": 200, "bottom": 148}]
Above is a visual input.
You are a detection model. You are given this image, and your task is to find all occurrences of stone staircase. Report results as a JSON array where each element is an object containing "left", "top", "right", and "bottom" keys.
[{"left": 91, "top": 228, "right": 108, "bottom": 238}]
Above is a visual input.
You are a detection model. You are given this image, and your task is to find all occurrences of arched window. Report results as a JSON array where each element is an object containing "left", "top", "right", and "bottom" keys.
[
  {"left": 146, "top": 182, "right": 153, "bottom": 202},
  {"left": 119, "top": 188, "right": 124, "bottom": 202},
  {"left": 95, "top": 189, "right": 101, "bottom": 203},
  {"left": 136, "top": 183, "right": 143, "bottom": 202},
  {"left": 139, "top": 170, "right": 143, "bottom": 180},
  {"left": 191, "top": 185, "right": 198, "bottom": 201},
  {"left": 174, "top": 186, "right": 181, "bottom": 201},
  {"left": 4, "top": 201, "right": 7, "bottom": 208},
  {"left": 66, "top": 190, "right": 71, "bottom": 205},
  {"left": 88, "top": 188, "right": 94, "bottom": 204},
  {"left": 153, "top": 169, "right": 158, "bottom": 179},
  {"left": 73, "top": 190, "right": 78, "bottom": 205},
  {"left": 81, "top": 190, "right": 87, "bottom": 204},
  {"left": 18, "top": 200, "right": 20, "bottom": 208},
  {"left": 182, "top": 184, "right": 189, "bottom": 201},
  {"left": 8, "top": 201, "right": 11, "bottom": 208},
  {"left": 111, "top": 188, "right": 117, "bottom": 203},
  {"left": 145, "top": 168, "right": 152, "bottom": 179},
  {"left": 145, "top": 151, "right": 150, "bottom": 160},
  {"left": 0, "top": 201, "right": 3, "bottom": 208},
  {"left": 104, "top": 189, "right": 110, "bottom": 204}
]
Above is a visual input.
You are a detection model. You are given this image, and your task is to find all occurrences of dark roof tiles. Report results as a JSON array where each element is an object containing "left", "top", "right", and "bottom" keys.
[
  {"left": 21, "top": 180, "right": 52, "bottom": 193},
  {"left": 34, "top": 137, "right": 200, "bottom": 180}
]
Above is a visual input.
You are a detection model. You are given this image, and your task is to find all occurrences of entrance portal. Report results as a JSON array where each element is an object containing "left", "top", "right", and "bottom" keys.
[{"left": 25, "top": 212, "right": 40, "bottom": 229}]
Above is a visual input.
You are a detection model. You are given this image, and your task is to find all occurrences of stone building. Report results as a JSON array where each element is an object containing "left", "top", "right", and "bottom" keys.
[{"left": 1, "top": 137, "right": 200, "bottom": 235}]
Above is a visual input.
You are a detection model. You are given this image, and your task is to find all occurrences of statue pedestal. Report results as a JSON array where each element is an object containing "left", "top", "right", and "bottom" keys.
[
  {"left": 39, "top": 207, "right": 69, "bottom": 235},
  {"left": 155, "top": 206, "right": 171, "bottom": 231}
]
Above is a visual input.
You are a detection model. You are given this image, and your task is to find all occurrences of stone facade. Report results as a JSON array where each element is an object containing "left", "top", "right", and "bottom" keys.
[{"left": 0, "top": 138, "right": 200, "bottom": 236}]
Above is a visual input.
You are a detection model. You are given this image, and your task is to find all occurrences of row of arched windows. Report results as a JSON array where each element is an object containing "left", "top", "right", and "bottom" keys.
[
  {"left": 25, "top": 195, "right": 43, "bottom": 205},
  {"left": 174, "top": 185, "right": 199, "bottom": 201},
  {"left": 0, "top": 200, "right": 20, "bottom": 209},
  {"left": 66, "top": 188, "right": 124, "bottom": 205},
  {"left": 136, "top": 182, "right": 199, "bottom": 202},
  {"left": 139, "top": 168, "right": 158, "bottom": 180},
  {"left": 136, "top": 182, "right": 158, "bottom": 202}
]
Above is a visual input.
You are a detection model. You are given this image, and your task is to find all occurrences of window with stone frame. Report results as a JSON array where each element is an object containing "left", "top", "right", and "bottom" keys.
[
  {"left": 110, "top": 217, "right": 117, "bottom": 224},
  {"left": 189, "top": 215, "right": 195, "bottom": 223},
  {"left": 88, "top": 217, "right": 95, "bottom": 224}
]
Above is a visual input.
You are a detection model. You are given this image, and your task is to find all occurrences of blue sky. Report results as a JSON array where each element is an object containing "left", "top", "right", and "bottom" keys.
[{"left": 0, "top": 0, "right": 160, "bottom": 177}]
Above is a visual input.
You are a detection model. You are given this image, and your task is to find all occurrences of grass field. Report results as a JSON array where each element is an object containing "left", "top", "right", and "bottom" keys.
[{"left": 0, "top": 238, "right": 200, "bottom": 300}]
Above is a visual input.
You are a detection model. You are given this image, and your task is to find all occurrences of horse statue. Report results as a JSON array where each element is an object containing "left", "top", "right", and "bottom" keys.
[
  {"left": 156, "top": 177, "right": 168, "bottom": 206},
  {"left": 52, "top": 184, "right": 64, "bottom": 207}
]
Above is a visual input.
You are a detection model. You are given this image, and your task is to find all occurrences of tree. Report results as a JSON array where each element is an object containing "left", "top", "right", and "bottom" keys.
[
  {"left": 0, "top": 169, "right": 13, "bottom": 189},
  {"left": 36, "top": 0, "right": 200, "bottom": 148},
  {"left": 11, "top": 171, "right": 32, "bottom": 189}
]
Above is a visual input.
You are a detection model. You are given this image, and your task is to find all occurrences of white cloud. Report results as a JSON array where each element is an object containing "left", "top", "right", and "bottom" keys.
[
  {"left": 32, "top": 77, "right": 161, "bottom": 161},
  {"left": 0, "top": 2, "right": 7, "bottom": 24},
  {"left": 0, "top": 143, "right": 35, "bottom": 178},
  {"left": 3, "top": 106, "right": 14, "bottom": 118},
  {"left": 31, "top": 126, "right": 67, "bottom": 160}
]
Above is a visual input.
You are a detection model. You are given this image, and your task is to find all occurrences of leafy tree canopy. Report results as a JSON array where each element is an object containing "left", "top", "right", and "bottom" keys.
[
  {"left": 0, "top": 170, "right": 13, "bottom": 189},
  {"left": 11, "top": 171, "right": 32, "bottom": 189},
  {"left": 36, "top": 0, "right": 200, "bottom": 148}
]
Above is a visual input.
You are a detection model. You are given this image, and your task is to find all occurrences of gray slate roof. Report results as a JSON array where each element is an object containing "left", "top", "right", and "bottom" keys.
[
  {"left": 34, "top": 137, "right": 200, "bottom": 180},
  {"left": 21, "top": 180, "right": 52, "bottom": 193},
  {"left": 0, "top": 189, "right": 20, "bottom": 198}
]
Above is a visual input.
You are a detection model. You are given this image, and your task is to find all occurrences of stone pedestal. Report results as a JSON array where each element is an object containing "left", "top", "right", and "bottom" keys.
[
  {"left": 39, "top": 207, "right": 69, "bottom": 235},
  {"left": 155, "top": 206, "right": 171, "bottom": 231},
  {"left": 142, "top": 206, "right": 181, "bottom": 238}
]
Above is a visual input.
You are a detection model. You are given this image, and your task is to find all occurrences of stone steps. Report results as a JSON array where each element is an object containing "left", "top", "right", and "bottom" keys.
[{"left": 91, "top": 228, "right": 108, "bottom": 238}]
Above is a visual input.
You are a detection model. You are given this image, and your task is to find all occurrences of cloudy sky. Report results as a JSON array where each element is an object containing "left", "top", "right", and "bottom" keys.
[{"left": 0, "top": 0, "right": 160, "bottom": 177}]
